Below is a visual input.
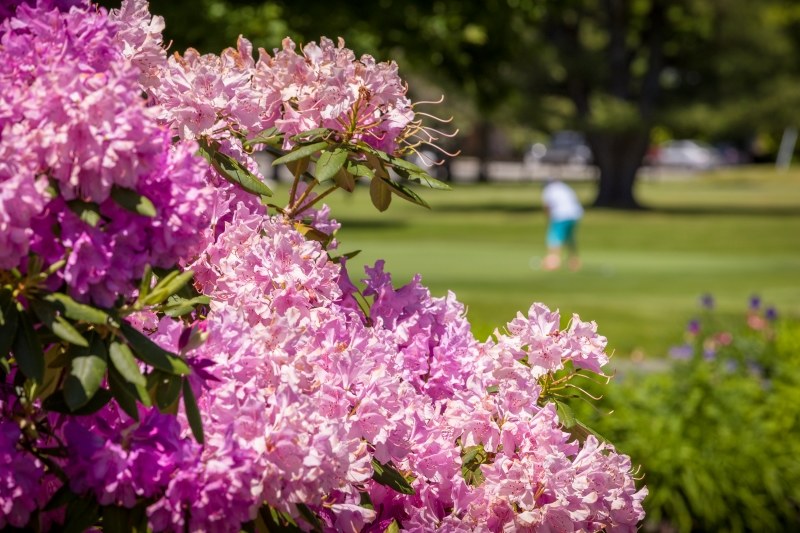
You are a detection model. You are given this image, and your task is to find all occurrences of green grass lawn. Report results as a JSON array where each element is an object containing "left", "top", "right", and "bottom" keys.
[{"left": 278, "top": 166, "right": 800, "bottom": 358}]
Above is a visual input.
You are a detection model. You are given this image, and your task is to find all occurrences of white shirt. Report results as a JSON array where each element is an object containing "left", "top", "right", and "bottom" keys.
[{"left": 542, "top": 181, "right": 583, "bottom": 221}]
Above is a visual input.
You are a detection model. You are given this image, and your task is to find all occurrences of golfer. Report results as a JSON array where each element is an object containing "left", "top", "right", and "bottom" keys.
[{"left": 541, "top": 179, "right": 583, "bottom": 271}]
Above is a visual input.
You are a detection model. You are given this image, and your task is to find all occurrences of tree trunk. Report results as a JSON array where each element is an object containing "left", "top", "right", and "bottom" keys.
[
  {"left": 476, "top": 120, "right": 491, "bottom": 183},
  {"left": 588, "top": 128, "right": 650, "bottom": 209}
]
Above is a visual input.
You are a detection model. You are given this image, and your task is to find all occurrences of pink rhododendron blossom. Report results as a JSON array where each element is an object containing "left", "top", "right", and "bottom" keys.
[
  {"left": 0, "top": 1, "right": 646, "bottom": 531},
  {"left": 0, "top": 0, "right": 214, "bottom": 305}
]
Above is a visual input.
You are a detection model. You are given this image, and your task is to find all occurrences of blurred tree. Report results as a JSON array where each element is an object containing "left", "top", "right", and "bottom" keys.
[{"left": 124, "top": 0, "right": 800, "bottom": 207}]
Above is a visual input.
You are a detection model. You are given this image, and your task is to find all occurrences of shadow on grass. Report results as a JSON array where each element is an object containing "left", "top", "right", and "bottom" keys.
[
  {"left": 432, "top": 203, "right": 542, "bottom": 214},
  {"left": 643, "top": 205, "right": 800, "bottom": 217}
]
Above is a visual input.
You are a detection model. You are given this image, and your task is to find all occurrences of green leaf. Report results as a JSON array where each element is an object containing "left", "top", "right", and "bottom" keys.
[
  {"left": 63, "top": 337, "right": 108, "bottom": 411},
  {"left": 345, "top": 160, "right": 375, "bottom": 179},
  {"left": 42, "top": 293, "right": 111, "bottom": 325},
  {"left": 120, "top": 320, "right": 190, "bottom": 375},
  {"left": 290, "top": 127, "right": 332, "bottom": 142},
  {"left": 272, "top": 141, "right": 329, "bottom": 166},
  {"left": 67, "top": 200, "right": 102, "bottom": 227},
  {"left": 393, "top": 165, "right": 452, "bottom": 190},
  {"left": 555, "top": 400, "right": 577, "bottom": 429},
  {"left": 369, "top": 177, "right": 392, "bottom": 212},
  {"left": 315, "top": 147, "right": 348, "bottom": 182},
  {"left": 13, "top": 309, "right": 44, "bottom": 383},
  {"left": 244, "top": 126, "right": 281, "bottom": 148},
  {"left": 333, "top": 167, "right": 356, "bottom": 192},
  {"left": 199, "top": 143, "right": 273, "bottom": 197},
  {"left": 294, "top": 222, "right": 332, "bottom": 245},
  {"left": 43, "top": 484, "right": 77, "bottom": 512},
  {"left": 162, "top": 295, "right": 211, "bottom": 317},
  {"left": 329, "top": 249, "right": 361, "bottom": 264},
  {"left": 486, "top": 384, "right": 500, "bottom": 394},
  {"left": 382, "top": 178, "right": 430, "bottom": 208},
  {"left": 31, "top": 300, "right": 88, "bottom": 347},
  {"left": 0, "top": 288, "right": 19, "bottom": 358},
  {"left": 138, "top": 264, "right": 153, "bottom": 300},
  {"left": 154, "top": 372, "right": 183, "bottom": 411},
  {"left": 102, "top": 505, "right": 134, "bottom": 533},
  {"left": 384, "top": 520, "right": 401, "bottom": 533},
  {"left": 286, "top": 156, "right": 310, "bottom": 178},
  {"left": 295, "top": 503, "right": 323, "bottom": 532},
  {"left": 182, "top": 378, "right": 204, "bottom": 444},
  {"left": 63, "top": 496, "right": 100, "bottom": 533},
  {"left": 108, "top": 365, "right": 140, "bottom": 421},
  {"left": 111, "top": 186, "right": 157, "bottom": 217},
  {"left": 143, "top": 270, "right": 195, "bottom": 306},
  {"left": 42, "top": 387, "right": 112, "bottom": 415},
  {"left": 371, "top": 459, "right": 415, "bottom": 495},
  {"left": 109, "top": 341, "right": 146, "bottom": 387},
  {"left": 461, "top": 444, "right": 488, "bottom": 487}
]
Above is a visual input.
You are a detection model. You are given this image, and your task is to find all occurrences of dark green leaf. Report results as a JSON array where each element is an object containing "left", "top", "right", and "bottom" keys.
[
  {"left": 486, "top": 384, "right": 499, "bottom": 394},
  {"left": 13, "top": 309, "right": 44, "bottom": 383},
  {"left": 120, "top": 320, "right": 190, "bottom": 375},
  {"left": 369, "top": 177, "right": 392, "bottom": 212},
  {"left": 393, "top": 165, "right": 452, "bottom": 190},
  {"left": 371, "top": 459, "right": 415, "bottom": 495},
  {"left": 63, "top": 336, "right": 108, "bottom": 411},
  {"left": 329, "top": 249, "right": 361, "bottom": 264},
  {"left": 200, "top": 143, "right": 273, "bottom": 197},
  {"left": 43, "top": 484, "right": 77, "bottom": 512},
  {"left": 109, "top": 341, "right": 146, "bottom": 387},
  {"left": 258, "top": 504, "right": 302, "bottom": 531},
  {"left": 31, "top": 300, "right": 88, "bottom": 347},
  {"left": 154, "top": 372, "right": 183, "bottom": 411},
  {"left": 43, "top": 293, "right": 111, "bottom": 325},
  {"left": 295, "top": 503, "right": 323, "bottom": 532},
  {"left": 0, "top": 288, "right": 19, "bottom": 358},
  {"left": 102, "top": 505, "right": 134, "bottom": 533},
  {"left": 382, "top": 178, "right": 430, "bottom": 208},
  {"left": 42, "top": 387, "right": 112, "bottom": 415},
  {"left": 63, "top": 496, "right": 100, "bottom": 533},
  {"left": 111, "top": 186, "right": 157, "bottom": 217},
  {"left": 182, "top": 378, "right": 204, "bottom": 444},
  {"left": 315, "top": 147, "right": 348, "bottom": 182},
  {"left": 272, "top": 141, "right": 328, "bottom": 166},
  {"left": 108, "top": 365, "right": 141, "bottom": 421},
  {"left": 67, "top": 200, "right": 102, "bottom": 227}
]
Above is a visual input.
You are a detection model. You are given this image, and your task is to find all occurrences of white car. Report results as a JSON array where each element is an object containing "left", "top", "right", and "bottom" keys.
[{"left": 651, "top": 140, "right": 719, "bottom": 170}]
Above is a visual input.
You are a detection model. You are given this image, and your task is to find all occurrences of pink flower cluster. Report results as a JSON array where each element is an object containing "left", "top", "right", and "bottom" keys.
[
  {"left": 139, "top": 204, "right": 645, "bottom": 532},
  {"left": 114, "top": 0, "right": 414, "bottom": 184},
  {"left": 0, "top": 1, "right": 647, "bottom": 531},
  {"left": 0, "top": 0, "right": 213, "bottom": 305}
]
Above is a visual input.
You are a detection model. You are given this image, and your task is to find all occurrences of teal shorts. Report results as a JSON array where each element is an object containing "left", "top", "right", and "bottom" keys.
[{"left": 547, "top": 219, "right": 578, "bottom": 248}]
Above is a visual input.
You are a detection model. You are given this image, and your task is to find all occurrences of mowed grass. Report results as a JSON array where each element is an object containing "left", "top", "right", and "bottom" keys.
[{"left": 276, "top": 166, "right": 800, "bottom": 358}]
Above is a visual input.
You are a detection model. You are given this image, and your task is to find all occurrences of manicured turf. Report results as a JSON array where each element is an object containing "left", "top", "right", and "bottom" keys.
[{"left": 275, "top": 166, "right": 800, "bottom": 358}]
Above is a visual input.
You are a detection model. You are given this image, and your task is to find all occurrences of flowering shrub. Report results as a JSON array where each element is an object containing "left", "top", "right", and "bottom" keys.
[
  {"left": 575, "top": 297, "right": 800, "bottom": 532},
  {"left": 0, "top": 1, "right": 646, "bottom": 531}
]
